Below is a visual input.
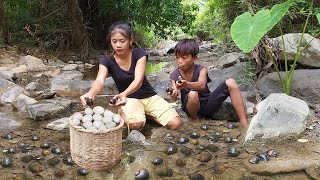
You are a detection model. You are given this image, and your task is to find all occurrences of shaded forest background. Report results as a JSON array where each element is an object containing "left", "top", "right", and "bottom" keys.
[{"left": 0, "top": 0, "right": 319, "bottom": 62}]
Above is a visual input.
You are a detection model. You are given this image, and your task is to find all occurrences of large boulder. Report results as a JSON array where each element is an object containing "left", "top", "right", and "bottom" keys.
[
  {"left": 271, "top": 33, "right": 320, "bottom": 68},
  {"left": 257, "top": 69, "right": 320, "bottom": 104},
  {"left": 244, "top": 93, "right": 309, "bottom": 144}
]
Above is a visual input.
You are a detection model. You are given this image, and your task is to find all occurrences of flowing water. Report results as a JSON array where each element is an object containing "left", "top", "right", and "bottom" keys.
[{"left": 0, "top": 62, "right": 316, "bottom": 180}]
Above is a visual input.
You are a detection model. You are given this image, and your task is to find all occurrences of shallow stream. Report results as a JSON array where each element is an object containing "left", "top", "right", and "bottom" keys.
[{"left": 0, "top": 62, "right": 317, "bottom": 180}]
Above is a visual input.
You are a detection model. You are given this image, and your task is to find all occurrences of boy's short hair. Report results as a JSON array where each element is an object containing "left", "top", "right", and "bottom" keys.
[{"left": 174, "top": 39, "right": 199, "bottom": 57}]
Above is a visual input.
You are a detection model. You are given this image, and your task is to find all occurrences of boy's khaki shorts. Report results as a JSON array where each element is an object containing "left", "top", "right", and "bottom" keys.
[{"left": 120, "top": 95, "right": 179, "bottom": 127}]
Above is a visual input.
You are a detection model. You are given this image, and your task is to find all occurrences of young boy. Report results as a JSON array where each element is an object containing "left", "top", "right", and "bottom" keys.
[{"left": 168, "top": 38, "right": 248, "bottom": 128}]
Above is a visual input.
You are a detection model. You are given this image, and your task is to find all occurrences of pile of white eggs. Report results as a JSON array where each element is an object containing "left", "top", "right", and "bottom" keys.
[{"left": 71, "top": 106, "right": 121, "bottom": 131}]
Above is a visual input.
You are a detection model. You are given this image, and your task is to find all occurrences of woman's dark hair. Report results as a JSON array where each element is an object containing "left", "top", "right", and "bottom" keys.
[
  {"left": 174, "top": 39, "right": 199, "bottom": 57},
  {"left": 108, "top": 21, "right": 133, "bottom": 42}
]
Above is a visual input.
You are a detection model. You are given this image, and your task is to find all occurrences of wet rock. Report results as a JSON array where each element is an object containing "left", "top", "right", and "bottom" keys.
[
  {"left": 28, "top": 163, "right": 42, "bottom": 173},
  {"left": 227, "top": 123, "right": 238, "bottom": 129},
  {"left": 21, "top": 155, "right": 34, "bottom": 163},
  {"left": 175, "top": 159, "right": 186, "bottom": 167},
  {"left": 27, "top": 99, "right": 74, "bottom": 121},
  {"left": 156, "top": 166, "right": 173, "bottom": 177},
  {"left": 126, "top": 130, "right": 146, "bottom": 143},
  {"left": 242, "top": 155, "right": 320, "bottom": 174},
  {"left": 48, "top": 157, "right": 60, "bottom": 167},
  {"left": 198, "top": 152, "right": 212, "bottom": 162},
  {"left": 213, "top": 163, "right": 226, "bottom": 174},
  {"left": 180, "top": 147, "right": 192, "bottom": 156},
  {"left": 206, "top": 144, "right": 219, "bottom": 153},
  {"left": 189, "top": 173, "right": 204, "bottom": 180},
  {"left": 46, "top": 118, "right": 69, "bottom": 131},
  {"left": 54, "top": 169, "right": 65, "bottom": 178}
]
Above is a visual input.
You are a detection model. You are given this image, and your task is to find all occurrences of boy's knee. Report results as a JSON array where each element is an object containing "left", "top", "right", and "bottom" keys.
[
  {"left": 166, "top": 117, "right": 182, "bottom": 130},
  {"left": 188, "top": 91, "right": 199, "bottom": 102},
  {"left": 225, "top": 78, "right": 238, "bottom": 89}
]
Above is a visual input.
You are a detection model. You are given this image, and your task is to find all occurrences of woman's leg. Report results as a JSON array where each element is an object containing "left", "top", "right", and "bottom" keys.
[
  {"left": 119, "top": 98, "right": 146, "bottom": 130},
  {"left": 225, "top": 78, "right": 248, "bottom": 128},
  {"left": 143, "top": 95, "right": 182, "bottom": 130}
]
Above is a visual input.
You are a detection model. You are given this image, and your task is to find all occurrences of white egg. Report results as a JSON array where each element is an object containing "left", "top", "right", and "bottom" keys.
[
  {"left": 72, "top": 112, "right": 83, "bottom": 120},
  {"left": 104, "top": 110, "right": 114, "bottom": 117},
  {"left": 98, "top": 124, "right": 108, "bottom": 130},
  {"left": 84, "top": 108, "right": 94, "bottom": 115},
  {"left": 83, "top": 121, "right": 93, "bottom": 128},
  {"left": 93, "top": 106, "right": 104, "bottom": 114},
  {"left": 113, "top": 114, "right": 121, "bottom": 123},
  {"left": 102, "top": 116, "right": 113, "bottom": 123},
  {"left": 72, "top": 118, "right": 81, "bottom": 126},
  {"left": 93, "top": 114, "right": 103, "bottom": 121},
  {"left": 86, "top": 126, "right": 98, "bottom": 131},
  {"left": 106, "top": 122, "right": 117, "bottom": 129},
  {"left": 93, "top": 120, "right": 103, "bottom": 128},
  {"left": 82, "top": 114, "right": 93, "bottom": 122}
]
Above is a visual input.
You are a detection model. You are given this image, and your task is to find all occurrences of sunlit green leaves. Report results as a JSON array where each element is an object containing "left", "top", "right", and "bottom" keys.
[
  {"left": 230, "top": 0, "right": 294, "bottom": 53},
  {"left": 268, "top": 0, "right": 294, "bottom": 31},
  {"left": 317, "top": 13, "right": 320, "bottom": 24},
  {"left": 230, "top": 10, "right": 271, "bottom": 53}
]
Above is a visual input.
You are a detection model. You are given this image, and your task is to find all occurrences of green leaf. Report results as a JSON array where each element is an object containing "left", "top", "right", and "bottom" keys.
[
  {"left": 317, "top": 13, "right": 320, "bottom": 24},
  {"left": 268, "top": 0, "right": 295, "bottom": 31},
  {"left": 230, "top": 10, "right": 271, "bottom": 53}
]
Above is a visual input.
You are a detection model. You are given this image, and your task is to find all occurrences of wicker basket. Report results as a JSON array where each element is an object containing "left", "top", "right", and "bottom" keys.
[{"left": 69, "top": 114, "right": 124, "bottom": 171}]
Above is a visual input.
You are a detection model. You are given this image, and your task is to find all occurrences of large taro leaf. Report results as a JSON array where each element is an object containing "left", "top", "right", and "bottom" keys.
[
  {"left": 268, "top": 0, "right": 294, "bottom": 31},
  {"left": 230, "top": 10, "right": 271, "bottom": 53}
]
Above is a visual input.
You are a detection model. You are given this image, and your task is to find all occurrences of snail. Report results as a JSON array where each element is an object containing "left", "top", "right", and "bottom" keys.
[{"left": 135, "top": 168, "right": 149, "bottom": 180}]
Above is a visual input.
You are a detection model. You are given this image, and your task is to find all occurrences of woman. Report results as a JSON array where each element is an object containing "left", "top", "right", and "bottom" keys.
[{"left": 80, "top": 21, "right": 182, "bottom": 130}]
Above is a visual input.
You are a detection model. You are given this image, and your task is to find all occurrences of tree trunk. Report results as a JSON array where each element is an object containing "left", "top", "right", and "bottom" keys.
[
  {"left": 66, "top": 0, "right": 90, "bottom": 60},
  {"left": 0, "top": 0, "right": 4, "bottom": 45}
]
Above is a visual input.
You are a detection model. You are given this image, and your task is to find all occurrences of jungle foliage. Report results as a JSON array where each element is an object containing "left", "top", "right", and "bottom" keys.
[{"left": 0, "top": 0, "right": 319, "bottom": 60}]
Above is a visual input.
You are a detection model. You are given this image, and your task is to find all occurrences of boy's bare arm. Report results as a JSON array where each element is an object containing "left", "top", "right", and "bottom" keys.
[{"left": 177, "top": 68, "right": 208, "bottom": 90}]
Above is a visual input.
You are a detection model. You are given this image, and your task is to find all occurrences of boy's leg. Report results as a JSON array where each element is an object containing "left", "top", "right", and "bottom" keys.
[
  {"left": 203, "top": 81, "right": 230, "bottom": 118},
  {"left": 186, "top": 90, "right": 200, "bottom": 124},
  {"left": 120, "top": 98, "right": 146, "bottom": 130},
  {"left": 225, "top": 78, "right": 248, "bottom": 128},
  {"left": 142, "top": 95, "right": 182, "bottom": 130}
]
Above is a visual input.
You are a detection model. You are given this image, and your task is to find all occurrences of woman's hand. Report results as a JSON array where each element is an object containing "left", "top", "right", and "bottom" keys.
[
  {"left": 80, "top": 93, "right": 95, "bottom": 107},
  {"left": 110, "top": 93, "right": 127, "bottom": 107}
]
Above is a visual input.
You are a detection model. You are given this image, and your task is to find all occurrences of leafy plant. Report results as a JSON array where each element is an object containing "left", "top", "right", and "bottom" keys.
[
  {"left": 230, "top": 0, "right": 320, "bottom": 95},
  {"left": 236, "top": 60, "right": 256, "bottom": 87}
]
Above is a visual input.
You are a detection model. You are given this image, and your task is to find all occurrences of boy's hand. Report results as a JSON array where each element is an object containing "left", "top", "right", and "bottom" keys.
[{"left": 176, "top": 79, "right": 187, "bottom": 89}]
